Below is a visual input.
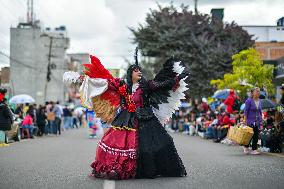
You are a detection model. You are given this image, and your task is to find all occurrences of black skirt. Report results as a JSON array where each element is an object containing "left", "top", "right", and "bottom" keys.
[{"left": 136, "top": 116, "right": 187, "bottom": 178}]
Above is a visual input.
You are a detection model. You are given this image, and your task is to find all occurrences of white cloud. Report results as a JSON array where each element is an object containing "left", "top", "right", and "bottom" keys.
[{"left": 0, "top": 0, "right": 283, "bottom": 68}]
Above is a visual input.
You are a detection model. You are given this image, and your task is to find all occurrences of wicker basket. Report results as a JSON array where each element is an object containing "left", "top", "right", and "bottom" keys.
[
  {"left": 235, "top": 126, "right": 254, "bottom": 146},
  {"left": 227, "top": 125, "right": 254, "bottom": 146},
  {"left": 227, "top": 126, "right": 238, "bottom": 141}
]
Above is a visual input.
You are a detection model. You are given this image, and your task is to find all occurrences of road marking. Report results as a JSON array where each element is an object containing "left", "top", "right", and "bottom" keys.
[{"left": 103, "top": 180, "right": 115, "bottom": 189}]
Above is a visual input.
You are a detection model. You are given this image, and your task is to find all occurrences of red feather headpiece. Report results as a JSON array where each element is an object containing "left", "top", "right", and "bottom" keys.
[{"left": 83, "top": 55, "right": 113, "bottom": 79}]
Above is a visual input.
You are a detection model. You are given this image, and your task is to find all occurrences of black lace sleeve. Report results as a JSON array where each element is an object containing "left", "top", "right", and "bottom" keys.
[
  {"left": 148, "top": 78, "right": 178, "bottom": 91},
  {"left": 146, "top": 57, "right": 188, "bottom": 110}
]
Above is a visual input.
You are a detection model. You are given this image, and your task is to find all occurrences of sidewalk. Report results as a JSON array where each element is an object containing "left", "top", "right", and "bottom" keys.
[{"left": 174, "top": 130, "right": 284, "bottom": 158}]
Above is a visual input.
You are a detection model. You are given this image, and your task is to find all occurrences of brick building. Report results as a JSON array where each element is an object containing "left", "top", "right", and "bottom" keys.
[{"left": 0, "top": 67, "right": 10, "bottom": 85}]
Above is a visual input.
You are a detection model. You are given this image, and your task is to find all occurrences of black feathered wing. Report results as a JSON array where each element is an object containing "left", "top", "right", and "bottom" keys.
[{"left": 148, "top": 59, "right": 189, "bottom": 125}]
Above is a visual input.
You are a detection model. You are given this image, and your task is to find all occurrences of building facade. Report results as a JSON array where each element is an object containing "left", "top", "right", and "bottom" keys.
[
  {"left": 242, "top": 21, "right": 284, "bottom": 99},
  {"left": 10, "top": 21, "right": 69, "bottom": 104},
  {"left": 67, "top": 53, "right": 89, "bottom": 74}
]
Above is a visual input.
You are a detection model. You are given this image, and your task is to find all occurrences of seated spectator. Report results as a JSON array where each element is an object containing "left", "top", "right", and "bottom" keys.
[
  {"left": 22, "top": 113, "right": 35, "bottom": 139},
  {"left": 213, "top": 112, "right": 234, "bottom": 143},
  {"left": 266, "top": 112, "right": 274, "bottom": 129},
  {"left": 204, "top": 114, "right": 218, "bottom": 139},
  {"left": 260, "top": 111, "right": 275, "bottom": 152}
]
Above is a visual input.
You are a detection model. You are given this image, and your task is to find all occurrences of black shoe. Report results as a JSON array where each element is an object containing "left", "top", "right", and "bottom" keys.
[{"left": 213, "top": 139, "right": 220, "bottom": 143}]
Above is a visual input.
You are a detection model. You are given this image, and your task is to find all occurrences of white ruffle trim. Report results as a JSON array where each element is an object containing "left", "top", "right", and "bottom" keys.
[
  {"left": 79, "top": 76, "right": 108, "bottom": 109},
  {"left": 63, "top": 71, "right": 81, "bottom": 83},
  {"left": 97, "top": 140, "right": 137, "bottom": 159}
]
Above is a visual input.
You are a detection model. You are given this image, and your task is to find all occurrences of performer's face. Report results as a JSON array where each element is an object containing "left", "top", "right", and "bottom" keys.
[{"left": 132, "top": 68, "right": 142, "bottom": 82}]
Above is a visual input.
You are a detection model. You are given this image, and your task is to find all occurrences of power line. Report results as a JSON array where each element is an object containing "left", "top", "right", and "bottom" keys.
[
  {"left": 10, "top": 0, "right": 26, "bottom": 14},
  {"left": 0, "top": 0, "right": 21, "bottom": 20},
  {"left": 0, "top": 50, "right": 47, "bottom": 74}
]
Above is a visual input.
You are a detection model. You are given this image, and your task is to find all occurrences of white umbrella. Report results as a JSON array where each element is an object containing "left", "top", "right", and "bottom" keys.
[{"left": 9, "top": 94, "right": 35, "bottom": 104}]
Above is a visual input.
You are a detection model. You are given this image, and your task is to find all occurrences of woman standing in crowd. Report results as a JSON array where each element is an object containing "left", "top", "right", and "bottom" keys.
[
  {"left": 63, "top": 105, "right": 72, "bottom": 130},
  {"left": 36, "top": 105, "right": 47, "bottom": 136},
  {"left": 244, "top": 87, "right": 262, "bottom": 155},
  {"left": 0, "top": 89, "right": 13, "bottom": 142}
]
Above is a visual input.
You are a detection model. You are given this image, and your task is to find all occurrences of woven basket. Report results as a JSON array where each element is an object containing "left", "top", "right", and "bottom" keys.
[
  {"left": 227, "top": 126, "right": 238, "bottom": 141},
  {"left": 227, "top": 125, "right": 254, "bottom": 146},
  {"left": 236, "top": 126, "right": 254, "bottom": 145}
]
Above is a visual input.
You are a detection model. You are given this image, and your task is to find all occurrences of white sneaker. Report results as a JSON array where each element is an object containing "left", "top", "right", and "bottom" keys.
[
  {"left": 243, "top": 147, "right": 250, "bottom": 154},
  {"left": 250, "top": 150, "right": 261, "bottom": 155}
]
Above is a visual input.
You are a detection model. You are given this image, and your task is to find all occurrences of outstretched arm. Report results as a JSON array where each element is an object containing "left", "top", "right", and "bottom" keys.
[
  {"left": 148, "top": 70, "right": 188, "bottom": 92},
  {"left": 64, "top": 55, "right": 121, "bottom": 123}
]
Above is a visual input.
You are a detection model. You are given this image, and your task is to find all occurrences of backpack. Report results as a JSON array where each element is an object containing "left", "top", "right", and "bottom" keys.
[{"left": 232, "top": 98, "right": 241, "bottom": 111}]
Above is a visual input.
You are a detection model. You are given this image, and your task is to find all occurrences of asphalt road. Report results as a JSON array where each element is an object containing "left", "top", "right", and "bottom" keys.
[{"left": 0, "top": 127, "right": 283, "bottom": 189}]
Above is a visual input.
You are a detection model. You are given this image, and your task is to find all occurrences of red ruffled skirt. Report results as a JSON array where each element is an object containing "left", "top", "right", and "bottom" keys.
[{"left": 90, "top": 128, "right": 137, "bottom": 179}]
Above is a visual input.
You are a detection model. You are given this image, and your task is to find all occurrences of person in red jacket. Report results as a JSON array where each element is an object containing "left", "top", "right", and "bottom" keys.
[
  {"left": 224, "top": 89, "right": 236, "bottom": 114},
  {"left": 22, "top": 113, "right": 35, "bottom": 138},
  {"left": 213, "top": 112, "right": 234, "bottom": 142},
  {"left": 222, "top": 113, "right": 234, "bottom": 127}
]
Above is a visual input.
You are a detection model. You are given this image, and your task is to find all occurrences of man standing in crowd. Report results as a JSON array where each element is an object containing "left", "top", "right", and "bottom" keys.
[
  {"left": 36, "top": 105, "right": 47, "bottom": 136},
  {"left": 15, "top": 104, "right": 24, "bottom": 119},
  {"left": 52, "top": 101, "right": 63, "bottom": 135},
  {"left": 63, "top": 105, "right": 72, "bottom": 130}
]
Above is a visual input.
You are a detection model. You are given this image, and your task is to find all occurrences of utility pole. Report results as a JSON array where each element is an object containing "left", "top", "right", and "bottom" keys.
[
  {"left": 42, "top": 34, "right": 65, "bottom": 102},
  {"left": 194, "top": 0, "right": 198, "bottom": 15},
  {"left": 26, "top": 0, "right": 30, "bottom": 23},
  {"left": 26, "top": 0, "right": 34, "bottom": 23},
  {"left": 31, "top": 0, "right": 34, "bottom": 24},
  {"left": 44, "top": 36, "right": 53, "bottom": 102}
]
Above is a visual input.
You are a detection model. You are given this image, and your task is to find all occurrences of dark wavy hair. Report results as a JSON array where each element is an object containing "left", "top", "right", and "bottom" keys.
[
  {"left": 126, "top": 64, "right": 143, "bottom": 94},
  {"left": 0, "top": 88, "right": 7, "bottom": 94}
]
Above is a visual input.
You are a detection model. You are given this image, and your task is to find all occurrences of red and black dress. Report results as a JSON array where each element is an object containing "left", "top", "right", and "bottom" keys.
[{"left": 80, "top": 55, "right": 188, "bottom": 179}]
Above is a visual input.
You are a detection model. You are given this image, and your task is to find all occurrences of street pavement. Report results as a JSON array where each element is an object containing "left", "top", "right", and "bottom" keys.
[{"left": 0, "top": 127, "right": 283, "bottom": 189}]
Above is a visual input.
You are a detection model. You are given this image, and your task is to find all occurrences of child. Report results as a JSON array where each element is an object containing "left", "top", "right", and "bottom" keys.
[
  {"left": 85, "top": 109, "right": 96, "bottom": 138},
  {"left": 85, "top": 109, "right": 104, "bottom": 139},
  {"left": 183, "top": 117, "right": 190, "bottom": 135}
]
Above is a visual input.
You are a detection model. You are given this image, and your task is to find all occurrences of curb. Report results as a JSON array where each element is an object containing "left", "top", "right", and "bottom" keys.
[{"left": 264, "top": 152, "right": 284, "bottom": 158}]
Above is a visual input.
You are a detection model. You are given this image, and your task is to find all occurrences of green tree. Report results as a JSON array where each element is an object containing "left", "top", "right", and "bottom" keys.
[
  {"left": 130, "top": 4, "right": 254, "bottom": 98},
  {"left": 211, "top": 48, "right": 274, "bottom": 98}
]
